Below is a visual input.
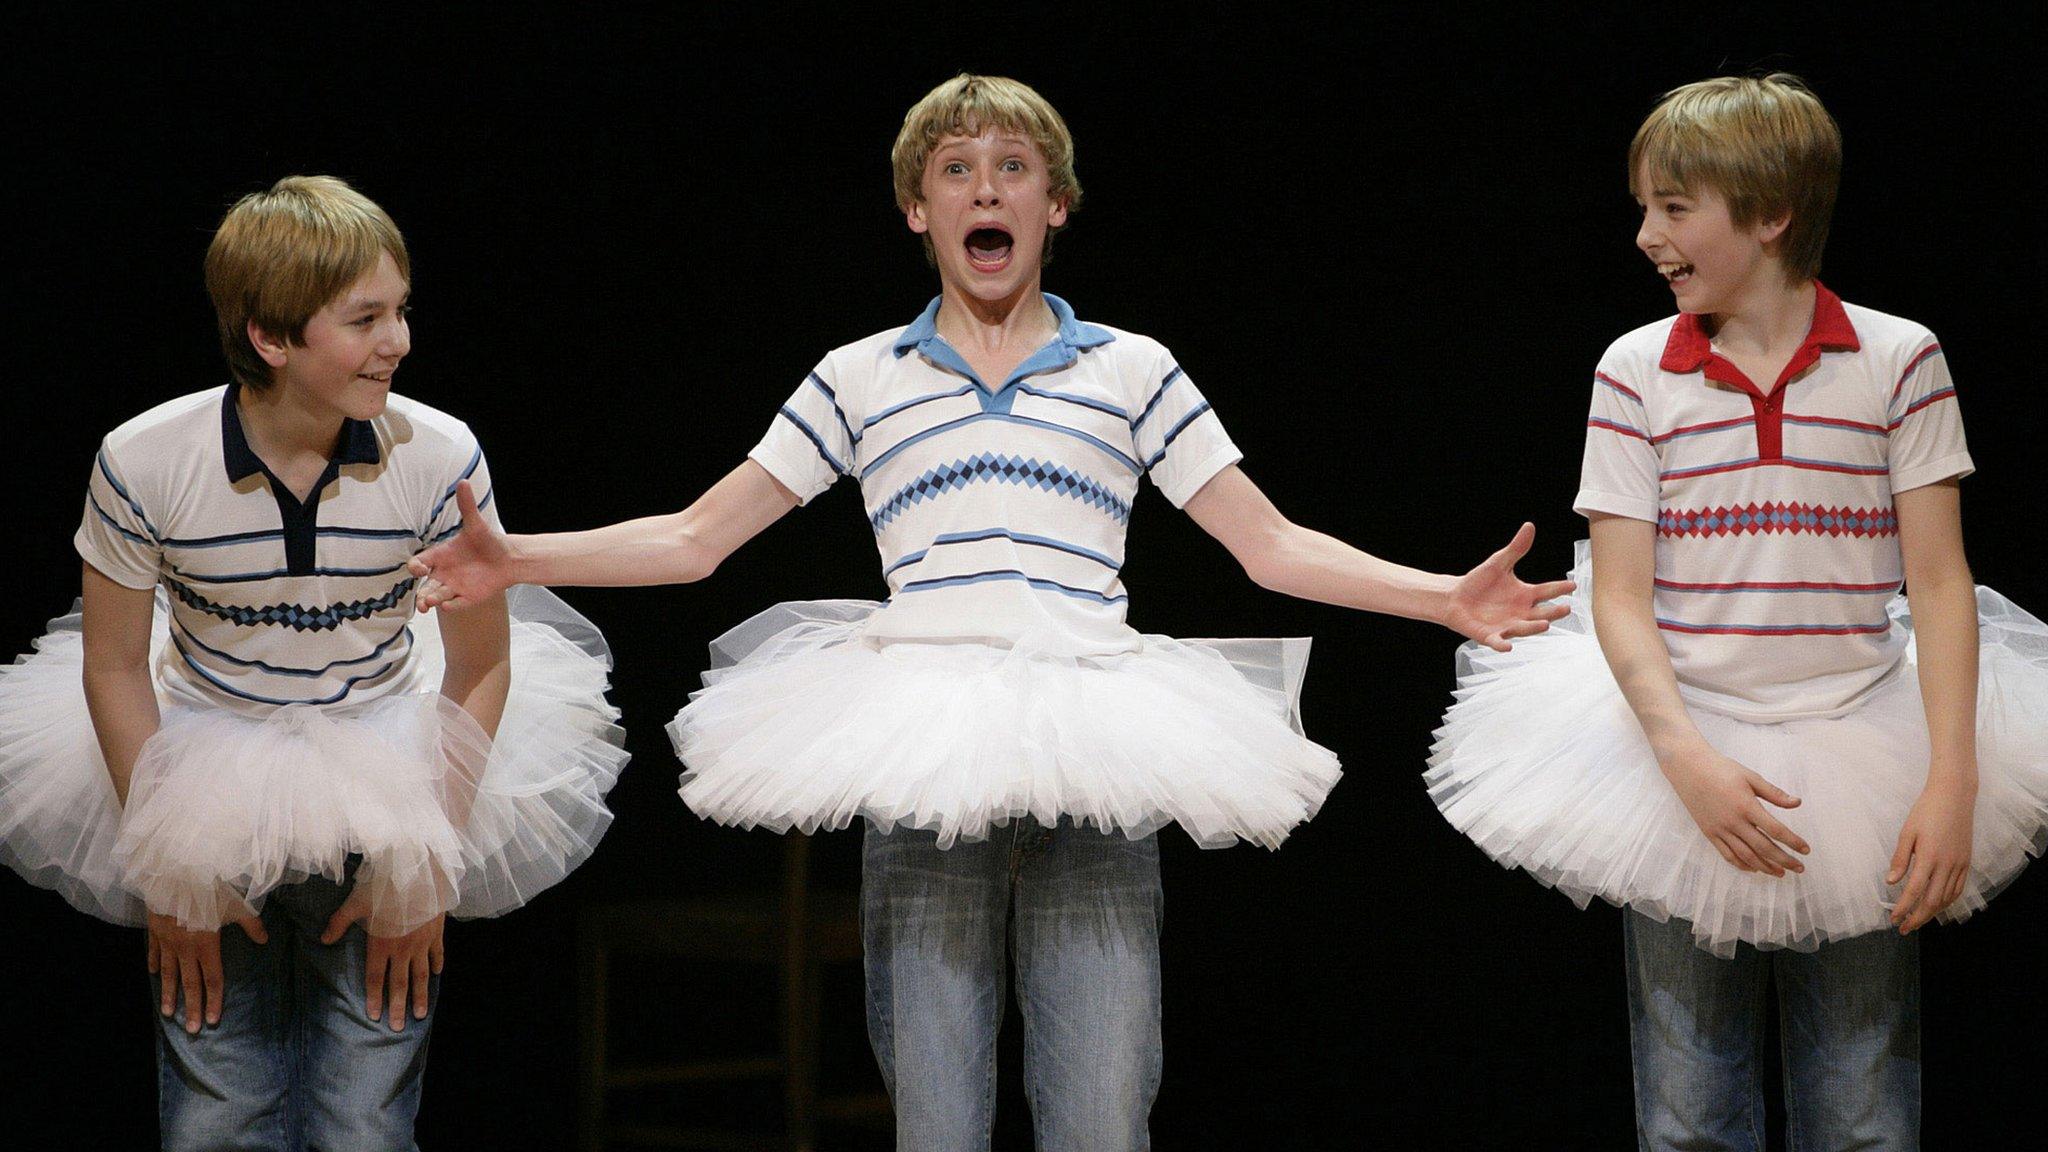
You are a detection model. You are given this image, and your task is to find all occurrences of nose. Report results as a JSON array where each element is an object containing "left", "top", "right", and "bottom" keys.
[
  {"left": 1636, "top": 214, "right": 1660, "bottom": 255},
  {"left": 972, "top": 169, "right": 1000, "bottom": 208},
  {"left": 381, "top": 314, "right": 411, "bottom": 360}
]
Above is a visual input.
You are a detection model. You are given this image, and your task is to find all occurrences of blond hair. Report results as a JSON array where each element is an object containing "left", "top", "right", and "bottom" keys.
[
  {"left": 204, "top": 176, "right": 411, "bottom": 391},
  {"left": 891, "top": 75, "right": 1081, "bottom": 260},
  {"left": 1629, "top": 74, "right": 1841, "bottom": 281}
]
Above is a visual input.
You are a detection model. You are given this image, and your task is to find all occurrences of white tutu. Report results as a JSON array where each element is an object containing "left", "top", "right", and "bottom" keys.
[
  {"left": 0, "top": 586, "right": 627, "bottom": 933},
  {"left": 1426, "top": 542, "right": 2048, "bottom": 957},
  {"left": 668, "top": 601, "right": 1340, "bottom": 849}
]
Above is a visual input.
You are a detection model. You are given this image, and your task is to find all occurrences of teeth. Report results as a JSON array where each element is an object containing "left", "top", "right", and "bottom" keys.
[{"left": 1656, "top": 262, "right": 1693, "bottom": 281}]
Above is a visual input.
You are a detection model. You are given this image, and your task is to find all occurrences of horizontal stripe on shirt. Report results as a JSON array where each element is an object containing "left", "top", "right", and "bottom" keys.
[
  {"left": 1655, "top": 578, "right": 1901, "bottom": 594},
  {"left": 896, "top": 568, "right": 1128, "bottom": 604},
  {"left": 1656, "top": 617, "right": 1893, "bottom": 637}
]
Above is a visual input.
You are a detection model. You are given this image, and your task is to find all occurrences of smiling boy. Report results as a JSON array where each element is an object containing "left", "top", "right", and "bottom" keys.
[{"left": 412, "top": 74, "right": 1568, "bottom": 1147}]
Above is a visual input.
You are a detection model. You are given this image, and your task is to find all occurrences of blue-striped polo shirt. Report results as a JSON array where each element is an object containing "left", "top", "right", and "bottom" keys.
[
  {"left": 1575, "top": 284, "right": 1971, "bottom": 720},
  {"left": 75, "top": 385, "right": 499, "bottom": 715},
  {"left": 750, "top": 294, "right": 1240, "bottom": 657}
]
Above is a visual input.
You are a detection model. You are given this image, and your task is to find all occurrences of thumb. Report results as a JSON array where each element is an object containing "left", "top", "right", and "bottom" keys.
[
  {"left": 1887, "top": 829, "right": 1914, "bottom": 886},
  {"left": 456, "top": 478, "right": 484, "bottom": 525},
  {"left": 234, "top": 915, "right": 270, "bottom": 945},
  {"left": 1748, "top": 772, "right": 1801, "bottom": 810},
  {"left": 320, "top": 891, "right": 371, "bottom": 945},
  {"left": 1491, "top": 522, "right": 1536, "bottom": 568}
]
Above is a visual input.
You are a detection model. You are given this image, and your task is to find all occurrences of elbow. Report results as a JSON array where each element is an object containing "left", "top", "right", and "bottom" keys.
[
  {"left": 669, "top": 523, "right": 722, "bottom": 584},
  {"left": 1238, "top": 523, "right": 1304, "bottom": 595}
]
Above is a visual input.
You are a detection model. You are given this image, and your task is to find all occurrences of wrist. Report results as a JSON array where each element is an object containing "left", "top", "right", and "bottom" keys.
[{"left": 502, "top": 534, "right": 540, "bottom": 586}]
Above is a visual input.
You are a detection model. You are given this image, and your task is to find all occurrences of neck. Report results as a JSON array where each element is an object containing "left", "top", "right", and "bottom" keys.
[
  {"left": 1704, "top": 274, "right": 1816, "bottom": 356},
  {"left": 934, "top": 277, "right": 1057, "bottom": 352},
  {"left": 238, "top": 382, "right": 346, "bottom": 462}
]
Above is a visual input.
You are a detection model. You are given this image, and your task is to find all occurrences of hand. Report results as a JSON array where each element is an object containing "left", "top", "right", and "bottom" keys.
[
  {"left": 1443, "top": 523, "right": 1575, "bottom": 653},
  {"left": 146, "top": 911, "right": 269, "bottom": 1034},
  {"left": 320, "top": 890, "right": 446, "bottom": 1032},
  {"left": 1887, "top": 778, "right": 1976, "bottom": 933},
  {"left": 1662, "top": 744, "right": 1811, "bottom": 877},
  {"left": 408, "top": 480, "right": 511, "bottom": 612}
]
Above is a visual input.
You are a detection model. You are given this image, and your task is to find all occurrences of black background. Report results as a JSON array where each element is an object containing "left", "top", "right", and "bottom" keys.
[{"left": 5, "top": 5, "right": 2043, "bottom": 1149}]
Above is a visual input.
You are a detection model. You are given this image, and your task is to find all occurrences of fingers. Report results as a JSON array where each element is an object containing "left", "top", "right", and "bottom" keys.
[
  {"left": 1531, "top": 601, "right": 1572, "bottom": 622},
  {"left": 1752, "top": 811, "right": 1811, "bottom": 858},
  {"left": 406, "top": 555, "right": 433, "bottom": 578},
  {"left": 365, "top": 937, "right": 388, "bottom": 1023},
  {"left": 429, "top": 931, "right": 445, "bottom": 976},
  {"left": 1719, "top": 832, "right": 1771, "bottom": 875},
  {"left": 410, "top": 951, "right": 432, "bottom": 1022},
  {"left": 157, "top": 937, "right": 178, "bottom": 1018},
  {"left": 146, "top": 926, "right": 159, "bottom": 975},
  {"left": 1747, "top": 773, "right": 1802, "bottom": 810},
  {"left": 1896, "top": 857, "right": 1970, "bottom": 933},
  {"left": 200, "top": 936, "right": 225, "bottom": 1029},
  {"left": 234, "top": 915, "right": 269, "bottom": 945},
  {"left": 1886, "top": 831, "right": 1913, "bottom": 885},
  {"left": 177, "top": 947, "right": 204, "bottom": 1034},
  {"left": 1531, "top": 578, "right": 1577, "bottom": 602},
  {"left": 1737, "top": 823, "right": 1802, "bottom": 876},
  {"left": 1891, "top": 854, "right": 1933, "bottom": 930},
  {"left": 320, "top": 893, "right": 369, "bottom": 946}
]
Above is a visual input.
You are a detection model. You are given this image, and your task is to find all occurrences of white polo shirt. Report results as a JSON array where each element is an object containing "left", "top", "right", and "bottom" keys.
[
  {"left": 75, "top": 385, "right": 500, "bottom": 716},
  {"left": 749, "top": 294, "right": 1240, "bottom": 658},
  {"left": 1575, "top": 284, "right": 1971, "bottom": 720}
]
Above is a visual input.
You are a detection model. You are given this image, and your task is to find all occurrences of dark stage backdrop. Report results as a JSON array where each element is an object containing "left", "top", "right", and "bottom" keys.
[{"left": 5, "top": 6, "right": 2042, "bottom": 1149}]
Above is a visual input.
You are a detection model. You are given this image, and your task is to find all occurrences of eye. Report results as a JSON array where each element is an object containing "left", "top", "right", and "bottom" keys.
[
  {"left": 352, "top": 314, "right": 378, "bottom": 328},
  {"left": 1001, "top": 158, "right": 1024, "bottom": 172},
  {"left": 397, "top": 304, "right": 413, "bottom": 319},
  {"left": 1665, "top": 202, "right": 1688, "bottom": 215},
  {"left": 944, "top": 161, "right": 968, "bottom": 176}
]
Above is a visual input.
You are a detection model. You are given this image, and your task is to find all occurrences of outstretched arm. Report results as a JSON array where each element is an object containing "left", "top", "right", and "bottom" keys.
[
  {"left": 1180, "top": 465, "right": 1572, "bottom": 652},
  {"left": 412, "top": 460, "right": 799, "bottom": 610}
]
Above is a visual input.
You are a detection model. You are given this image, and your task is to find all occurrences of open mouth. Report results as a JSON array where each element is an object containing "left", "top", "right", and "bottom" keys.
[
  {"left": 1657, "top": 261, "right": 1695, "bottom": 284},
  {"left": 966, "top": 226, "right": 1014, "bottom": 270},
  {"left": 357, "top": 370, "right": 395, "bottom": 383}
]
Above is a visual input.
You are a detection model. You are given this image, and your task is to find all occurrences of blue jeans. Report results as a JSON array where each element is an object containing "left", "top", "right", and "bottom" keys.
[
  {"left": 862, "top": 817, "right": 1164, "bottom": 1152},
  {"left": 153, "top": 870, "right": 437, "bottom": 1152},
  {"left": 1626, "top": 910, "right": 1919, "bottom": 1152}
]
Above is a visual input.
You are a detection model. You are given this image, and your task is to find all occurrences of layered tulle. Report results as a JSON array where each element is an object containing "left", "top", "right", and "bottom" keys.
[
  {"left": 0, "top": 586, "right": 627, "bottom": 933},
  {"left": 669, "top": 601, "right": 1339, "bottom": 849},
  {"left": 1426, "top": 543, "right": 2048, "bottom": 956}
]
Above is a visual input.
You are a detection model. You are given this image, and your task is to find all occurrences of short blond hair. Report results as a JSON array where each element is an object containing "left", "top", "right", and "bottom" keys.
[
  {"left": 891, "top": 75, "right": 1081, "bottom": 260},
  {"left": 1629, "top": 74, "right": 1841, "bottom": 282},
  {"left": 204, "top": 175, "right": 411, "bottom": 392}
]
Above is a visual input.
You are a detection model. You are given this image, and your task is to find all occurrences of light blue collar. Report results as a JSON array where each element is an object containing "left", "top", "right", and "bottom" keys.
[{"left": 890, "top": 294, "right": 1115, "bottom": 411}]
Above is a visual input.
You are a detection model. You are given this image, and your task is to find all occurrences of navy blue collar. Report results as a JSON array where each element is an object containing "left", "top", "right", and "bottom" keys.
[
  {"left": 891, "top": 293, "right": 1116, "bottom": 359},
  {"left": 220, "top": 382, "right": 381, "bottom": 483}
]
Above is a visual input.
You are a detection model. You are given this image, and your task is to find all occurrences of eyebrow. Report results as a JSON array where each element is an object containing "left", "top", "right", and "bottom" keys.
[{"left": 340, "top": 290, "right": 411, "bottom": 313}]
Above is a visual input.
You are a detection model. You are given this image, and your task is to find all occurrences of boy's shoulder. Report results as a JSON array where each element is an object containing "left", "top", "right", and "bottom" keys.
[
  {"left": 99, "top": 387, "right": 230, "bottom": 477},
  {"left": 377, "top": 392, "right": 484, "bottom": 470},
  {"left": 1597, "top": 313, "right": 1684, "bottom": 376},
  {"left": 1837, "top": 299, "right": 1940, "bottom": 358}
]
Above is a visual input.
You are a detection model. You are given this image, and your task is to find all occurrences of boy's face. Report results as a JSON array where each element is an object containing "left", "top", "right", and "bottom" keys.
[
  {"left": 906, "top": 127, "right": 1068, "bottom": 302},
  {"left": 1634, "top": 164, "right": 1787, "bottom": 315},
  {"left": 269, "top": 249, "right": 411, "bottom": 419}
]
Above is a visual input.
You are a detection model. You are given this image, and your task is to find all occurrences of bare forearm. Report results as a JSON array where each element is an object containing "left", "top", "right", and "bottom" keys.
[
  {"left": 1592, "top": 595, "right": 1706, "bottom": 765},
  {"left": 1906, "top": 570, "right": 1979, "bottom": 790},
  {"left": 505, "top": 512, "right": 723, "bottom": 588},
  {"left": 1247, "top": 523, "right": 1457, "bottom": 624},
  {"left": 82, "top": 666, "right": 159, "bottom": 806}
]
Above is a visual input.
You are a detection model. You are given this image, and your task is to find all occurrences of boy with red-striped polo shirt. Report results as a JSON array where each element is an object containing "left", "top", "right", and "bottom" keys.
[{"left": 1427, "top": 74, "right": 2048, "bottom": 1149}]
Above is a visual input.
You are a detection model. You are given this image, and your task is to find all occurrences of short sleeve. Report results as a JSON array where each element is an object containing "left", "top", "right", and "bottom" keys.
[
  {"left": 1573, "top": 367, "right": 1660, "bottom": 523},
  {"left": 74, "top": 441, "right": 162, "bottom": 589},
  {"left": 749, "top": 366, "right": 854, "bottom": 506},
  {"left": 1132, "top": 358, "right": 1241, "bottom": 508},
  {"left": 1885, "top": 342, "right": 1973, "bottom": 493},
  {"left": 422, "top": 433, "right": 505, "bottom": 546}
]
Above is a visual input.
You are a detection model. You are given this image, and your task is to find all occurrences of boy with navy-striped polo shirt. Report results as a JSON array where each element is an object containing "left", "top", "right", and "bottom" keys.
[{"left": 411, "top": 73, "right": 1570, "bottom": 1148}]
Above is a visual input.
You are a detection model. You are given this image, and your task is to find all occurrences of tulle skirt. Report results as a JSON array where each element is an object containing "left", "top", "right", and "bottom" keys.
[
  {"left": 667, "top": 601, "right": 1341, "bottom": 849},
  {"left": 0, "top": 586, "right": 628, "bottom": 934},
  {"left": 1426, "top": 543, "right": 2048, "bottom": 956}
]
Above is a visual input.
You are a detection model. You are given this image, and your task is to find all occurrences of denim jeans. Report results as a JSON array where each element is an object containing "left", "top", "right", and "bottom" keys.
[
  {"left": 1625, "top": 910, "right": 1919, "bottom": 1152},
  {"left": 862, "top": 817, "right": 1164, "bottom": 1152},
  {"left": 153, "top": 870, "right": 437, "bottom": 1152}
]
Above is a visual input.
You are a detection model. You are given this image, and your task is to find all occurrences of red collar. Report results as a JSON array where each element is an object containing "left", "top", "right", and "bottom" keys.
[{"left": 1659, "top": 282, "right": 1860, "bottom": 396}]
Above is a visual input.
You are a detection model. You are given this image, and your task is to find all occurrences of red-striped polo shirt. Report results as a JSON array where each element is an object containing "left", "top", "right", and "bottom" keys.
[{"left": 1574, "top": 285, "right": 1971, "bottom": 720}]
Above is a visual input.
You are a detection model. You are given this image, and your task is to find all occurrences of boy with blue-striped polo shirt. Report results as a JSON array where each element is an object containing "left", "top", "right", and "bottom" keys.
[
  {"left": 412, "top": 74, "right": 1568, "bottom": 1148},
  {"left": 0, "top": 175, "right": 627, "bottom": 1150}
]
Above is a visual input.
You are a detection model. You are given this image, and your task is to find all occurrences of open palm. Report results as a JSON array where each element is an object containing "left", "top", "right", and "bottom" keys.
[
  {"left": 408, "top": 480, "right": 512, "bottom": 611},
  {"left": 1443, "top": 523, "right": 1574, "bottom": 652}
]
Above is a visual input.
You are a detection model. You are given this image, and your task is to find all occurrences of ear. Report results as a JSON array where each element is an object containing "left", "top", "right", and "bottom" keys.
[
  {"left": 1754, "top": 210, "right": 1792, "bottom": 246},
  {"left": 246, "top": 319, "right": 290, "bottom": 369},
  {"left": 1048, "top": 197, "right": 1069, "bottom": 229},
  {"left": 905, "top": 199, "right": 930, "bottom": 236}
]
